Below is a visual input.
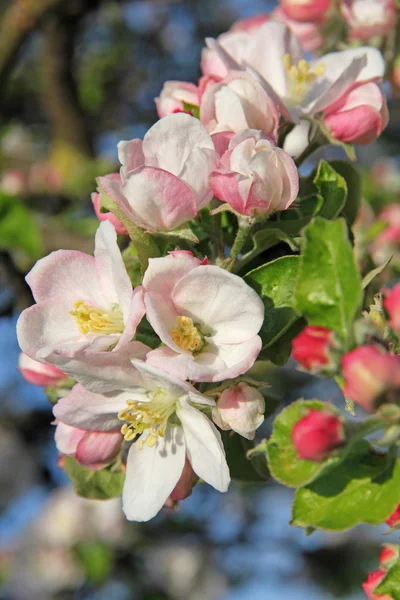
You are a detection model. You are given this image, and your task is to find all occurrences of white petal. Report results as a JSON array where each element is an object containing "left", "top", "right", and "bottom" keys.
[
  {"left": 122, "top": 424, "right": 185, "bottom": 521},
  {"left": 178, "top": 402, "right": 230, "bottom": 492},
  {"left": 283, "top": 120, "right": 310, "bottom": 158},
  {"left": 54, "top": 422, "right": 86, "bottom": 455}
]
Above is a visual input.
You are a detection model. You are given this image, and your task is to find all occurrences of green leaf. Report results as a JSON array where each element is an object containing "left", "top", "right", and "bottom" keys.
[
  {"left": 375, "top": 559, "right": 400, "bottom": 598},
  {"left": 292, "top": 445, "right": 400, "bottom": 531},
  {"left": 313, "top": 160, "right": 347, "bottom": 220},
  {"left": 64, "top": 457, "right": 125, "bottom": 500},
  {"left": 267, "top": 400, "right": 341, "bottom": 488},
  {"left": 362, "top": 256, "right": 392, "bottom": 289},
  {"left": 221, "top": 431, "right": 270, "bottom": 483},
  {"left": 245, "top": 256, "right": 300, "bottom": 350},
  {"left": 328, "top": 160, "right": 362, "bottom": 225},
  {"left": 73, "top": 541, "right": 113, "bottom": 585},
  {"left": 0, "top": 192, "right": 43, "bottom": 259},
  {"left": 154, "top": 224, "right": 199, "bottom": 244},
  {"left": 259, "top": 317, "right": 306, "bottom": 366},
  {"left": 294, "top": 217, "right": 362, "bottom": 345}
]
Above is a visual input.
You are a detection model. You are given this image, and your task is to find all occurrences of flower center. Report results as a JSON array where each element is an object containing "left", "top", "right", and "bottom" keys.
[
  {"left": 70, "top": 300, "right": 124, "bottom": 335},
  {"left": 117, "top": 389, "right": 177, "bottom": 448},
  {"left": 282, "top": 54, "right": 325, "bottom": 105},
  {"left": 170, "top": 316, "right": 204, "bottom": 353}
]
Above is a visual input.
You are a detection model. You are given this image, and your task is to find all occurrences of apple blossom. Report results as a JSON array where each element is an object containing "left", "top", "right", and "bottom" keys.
[
  {"left": 91, "top": 173, "right": 127, "bottom": 235},
  {"left": 17, "top": 221, "right": 148, "bottom": 390},
  {"left": 341, "top": 0, "right": 396, "bottom": 42},
  {"left": 205, "top": 21, "right": 386, "bottom": 140},
  {"left": 291, "top": 408, "right": 345, "bottom": 461},
  {"left": 155, "top": 80, "right": 200, "bottom": 118},
  {"left": 292, "top": 325, "right": 337, "bottom": 373},
  {"left": 98, "top": 113, "right": 219, "bottom": 232},
  {"left": 53, "top": 361, "right": 230, "bottom": 521},
  {"left": 342, "top": 346, "right": 400, "bottom": 411},
  {"left": 55, "top": 421, "right": 122, "bottom": 471},
  {"left": 200, "top": 72, "right": 279, "bottom": 140},
  {"left": 380, "top": 545, "right": 399, "bottom": 568},
  {"left": 362, "top": 570, "right": 392, "bottom": 600},
  {"left": 212, "top": 382, "right": 265, "bottom": 440},
  {"left": 19, "top": 352, "right": 67, "bottom": 387},
  {"left": 169, "top": 458, "right": 199, "bottom": 501},
  {"left": 280, "top": 0, "right": 331, "bottom": 23},
  {"left": 384, "top": 284, "right": 400, "bottom": 333},
  {"left": 210, "top": 129, "right": 298, "bottom": 217},
  {"left": 142, "top": 251, "right": 264, "bottom": 382}
]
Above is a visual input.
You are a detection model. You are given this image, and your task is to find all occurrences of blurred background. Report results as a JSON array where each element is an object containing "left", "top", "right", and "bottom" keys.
[{"left": 1, "top": 0, "right": 400, "bottom": 598}]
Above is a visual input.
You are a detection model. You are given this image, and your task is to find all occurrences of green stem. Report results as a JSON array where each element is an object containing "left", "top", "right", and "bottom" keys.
[{"left": 225, "top": 218, "right": 252, "bottom": 272}]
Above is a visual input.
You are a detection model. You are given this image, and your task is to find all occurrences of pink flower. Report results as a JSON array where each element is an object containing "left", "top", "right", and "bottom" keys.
[
  {"left": 342, "top": 346, "right": 400, "bottom": 411},
  {"left": 142, "top": 251, "right": 264, "bottom": 382},
  {"left": 292, "top": 326, "right": 336, "bottom": 373},
  {"left": 341, "top": 0, "right": 396, "bottom": 42},
  {"left": 92, "top": 173, "right": 127, "bottom": 235},
  {"left": 200, "top": 72, "right": 279, "bottom": 140},
  {"left": 384, "top": 284, "right": 400, "bottom": 333},
  {"left": 212, "top": 383, "right": 265, "bottom": 440},
  {"left": 210, "top": 129, "right": 298, "bottom": 217},
  {"left": 18, "top": 352, "right": 67, "bottom": 387},
  {"left": 323, "top": 82, "right": 388, "bottom": 145},
  {"left": 98, "top": 114, "right": 219, "bottom": 232},
  {"left": 154, "top": 81, "right": 200, "bottom": 118},
  {"left": 385, "top": 504, "right": 400, "bottom": 527},
  {"left": 17, "top": 221, "right": 148, "bottom": 391},
  {"left": 380, "top": 545, "right": 399, "bottom": 567},
  {"left": 272, "top": 7, "right": 324, "bottom": 52},
  {"left": 0, "top": 169, "right": 26, "bottom": 195},
  {"left": 291, "top": 408, "right": 345, "bottom": 462},
  {"left": 55, "top": 421, "right": 122, "bottom": 471},
  {"left": 169, "top": 457, "right": 199, "bottom": 501},
  {"left": 280, "top": 0, "right": 331, "bottom": 22},
  {"left": 362, "top": 570, "right": 392, "bottom": 600}
]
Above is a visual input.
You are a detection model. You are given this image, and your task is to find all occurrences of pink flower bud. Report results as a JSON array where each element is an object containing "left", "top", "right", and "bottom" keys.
[
  {"left": 170, "top": 457, "right": 199, "bottom": 501},
  {"left": 384, "top": 284, "right": 400, "bottom": 333},
  {"left": 280, "top": 0, "right": 331, "bottom": 22},
  {"left": 362, "top": 570, "right": 392, "bottom": 600},
  {"left": 18, "top": 352, "right": 66, "bottom": 387},
  {"left": 342, "top": 347, "right": 400, "bottom": 412},
  {"left": 323, "top": 82, "right": 388, "bottom": 145},
  {"left": 92, "top": 173, "right": 128, "bottom": 235},
  {"left": 380, "top": 545, "right": 399, "bottom": 568},
  {"left": 292, "top": 326, "right": 336, "bottom": 373},
  {"left": 155, "top": 81, "right": 200, "bottom": 118},
  {"left": 213, "top": 383, "right": 265, "bottom": 440},
  {"left": 291, "top": 409, "right": 345, "bottom": 462},
  {"left": 210, "top": 129, "right": 298, "bottom": 217},
  {"left": 341, "top": 0, "right": 396, "bottom": 41},
  {"left": 55, "top": 422, "right": 122, "bottom": 471},
  {"left": 385, "top": 504, "right": 400, "bottom": 527}
]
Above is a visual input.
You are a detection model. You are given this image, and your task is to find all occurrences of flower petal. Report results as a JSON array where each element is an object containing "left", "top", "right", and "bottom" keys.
[
  {"left": 75, "top": 431, "right": 123, "bottom": 470},
  {"left": 177, "top": 401, "right": 230, "bottom": 492},
  {"left": 118, "top": 139, "right": 145, "bottom": 181},
  {"left": 122, "top": 424, "right": 185, "bottom": 521},
  {"left": 54, "top": 422, "right": 86, "bottom": 455}
]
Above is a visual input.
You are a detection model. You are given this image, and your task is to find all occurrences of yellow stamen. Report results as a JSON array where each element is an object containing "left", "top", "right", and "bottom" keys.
[
  {"left": 282, "top": 53, "right": 325, "bottom": 104},
  {"left": 70, "top": 300, "right": 124, "bottom": 336},
  {"left": 170, "top": 316, "right": 203, "bottom": 353},
  {"left": 118, "top": 390, "right": 177, "bottom": 447}
]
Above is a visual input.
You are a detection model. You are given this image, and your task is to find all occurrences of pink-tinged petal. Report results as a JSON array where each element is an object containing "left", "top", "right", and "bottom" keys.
[
  {"left": 92, "top": 192, "right": 128, "bottom": 235},
  {"left": 146, "top": 345, "right": 226, "bottom": 382},
  {"left": 115, "top": 286, "right": 146, "bottom": 350},
  {"left": 26, "top": 250, "right": 102, "bottom": 305},
  {"left": 143, "top": 252, "right": 202, "bottom": 297},
  {"left": 210, "top": 170, "right": 248, "bottom": 214},
  {"left": 97, "top": 175, "right": 138, "bottom": 226},
  {"left": 177, "top": 401, "right": 230, "bottom": 492},
  {"left": 179, "top": 146, "right": 219, "bottom": 209},
  {"left": 118, "top": 139, "right": 145, "bottom": 180},
  {"left": 207, "top": 335, "right": 262, "bottom": 381},
  {"left": 121, "top": 166, "right": 198, "bottom": 231},
  {"left": 211, "top": 131, "right": 234, "bottom": 156},
  {"left": 48, "top": 341, "right": 151, "bottom": 393},
  {"left": 75, "top": 431, "right": 123, "bottom": 470},
  {"left": 144, "top": 294, "right": 182, "bottom": 354},
  {"left": 281, "top": 0, "right": 330, "bottom": 23},
  {"left": 142, "top": 113, "right": 215, "bottom": 176},
  {"left": 155, "top": 80, "right": 199, "bottom": 119},
  {"left": 94, "top": 221, "right": 133, "bottom": 320},
  {"left": 325, "top": 104, "right": 384, "bottom": 144},
  {"left": 53, "top": 383, "right": 128, "bottom": 431},
  {"left": 122, "top": 424, "right": 185, "bottom": 522},
  {"left": 18, "top": 352, "right": 66, "bottom": 386},
  {"left": 172, "top": 266, "right": 264, "bottom": 343},
  {"left": 54, "top": 422, "right": 86, "bottom": 455}
]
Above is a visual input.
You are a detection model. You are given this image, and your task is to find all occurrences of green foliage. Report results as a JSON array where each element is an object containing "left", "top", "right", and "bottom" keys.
[
  {"left": 313, "top": 160, "right": 347, "bottom": 220},
  {"left": 362, "top": 256, "right": 392, "bottom": 289},
  {"left": 0, "top": 192, "right": 43, "bottom": 259},
  {"left": 222, "top": 431, "right": 269, "bottom": 483},
  {"left": 73, "top": 541, "right": 113, "bottom": 585},
  {"left": 375, "top": 560, "right": 400, "bottom": 598},
  {"left": 266, "top": 400, "right": 341, "bottom": 487},
  {"left": 328, "top": 160, "right": 362, "bottom": 225},
  {"left": 64, "top": 457, "right": 125, "bottom": 500},
  {"left": 294, "top": 217, "right": 362, "bottom": 346},
  {"left": 292, "top": 444, "right": 400, "bottom": 531},
  {"left": 245, "top": 256, "right": 300, "bottom": 359}
]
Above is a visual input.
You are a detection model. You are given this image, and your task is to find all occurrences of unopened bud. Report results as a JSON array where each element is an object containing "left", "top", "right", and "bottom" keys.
[
  {"left": 291, "top": 408, "right": 345, "bottom": 462},
  {"left": 362, "top": 570, "right": 393, "bottom": 600},
  {"left": 213, "top": 383, "right": 265, "bottom": 440},
  {"left": 18, "top": 352, "right": 67, "bottom": 387},
  {"left": 292, "top": 326, "right": 337, "bottom": 374},
  {"left": 384, "top": 284, "right": 400, "bottom": 333},
  {"left": 380, "top": 544, "right": 399, "bottom": 569}
]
